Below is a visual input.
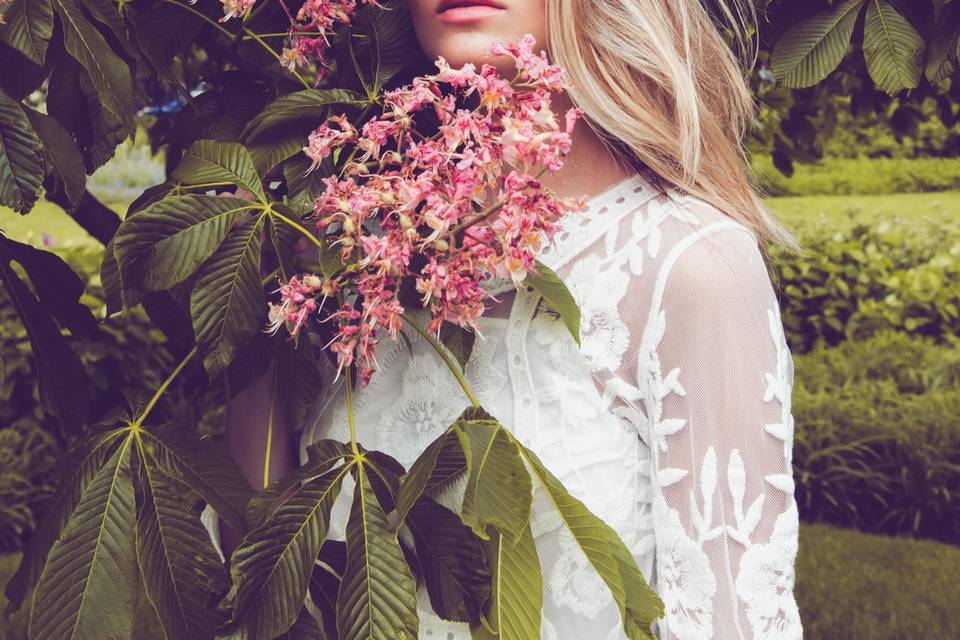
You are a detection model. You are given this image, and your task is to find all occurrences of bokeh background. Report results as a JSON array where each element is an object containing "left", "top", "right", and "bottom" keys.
[{"left": 2, "top": 1, "right": 959, "bottom": 638}]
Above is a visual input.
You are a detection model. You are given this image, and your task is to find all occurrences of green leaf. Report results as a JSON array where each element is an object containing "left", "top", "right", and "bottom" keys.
[
  {"left": 101, "top": 237, "right": 127, "bottom": 316},
  {"left": 771, "top": 0, "right": 866, "bottom": 88},
  {"left": 0, "top": 257, "right": 88, "bottom": 436},
  {"left": 277, "top": 607, "right": 327, "bottom": 640},
  {"left": 132, "top": 442, "right": 229, "bottom": 640},
  {"left": 455, "top": 410, "right": 532, "bottom": 541},
  {"left": 924, "top": 19, "right": 959, "bottom": 83},
  {"left": 439, "top": 322, "right": 475, "bottom": 370},
  {"left": 407, "top": 497, "right": 490, "bottom": 623},
  {"left": 243, "top": 88, "right": 368, "bottom": 140},
  {"left": 227, "top": 464, "right": 350, "bottom": 639},
  {"left": 862, "top": 0, "right": 924, "bottom": 93},
  {"left": 520, "top": 447, "right": 663, "bottom": 639},
  {"left": 143, "top": 425, "right": 254, "bottom": 531},
  {"left": 0, "top": 0, "right": 54, "bottom": 64},
  {"left": 29, "top": 436, "right": 138, "bottom": 640},
  {"left": 113, "top": 194, "right": 259, "bottom": 291},
  {"left": 276, "top": 337, "right": 327, "bottom": 430},
  {"left": 249, "top": 128, "right": 311, "bottom": 179},
  {"left": 4, "top": 429, "right": 125, "bottom": 615},
  {"left": 51, "top": 0, "right": 133, "bottom": 121},
  {"left": 336, "top": 462, "right": 419, "bottom": 640},
  {"left": 245, "top": 440, "right": 352, "bottom": 530},
  {"left": 0, "top": 88, "right": 43, "bottom": 213},
  {"left": 526, "top": 260, "right": 581, "bottom": 346},
  {"left": 190, "top": 213, "right": 268, "bottom": 376},
  {"left": 83, "top": 0, "right": 133, "bottom": 54},
  {"left": 23, "top": 107, "right": 86, "bottom": 211},
  {"left": 350, "top": 4, "right": 414, "bottom": 98},
  {"left": 0, "top": 234, "right": 96, "bottom": 338},
  {"left": 474, "top": 525, "right": 541, "bottom": 640},
  {"left": 394, "top": 429, "right": 466, "bottom": 525},
  {"left": 171, "top": 139, "right": 266, "bottom": 203}
]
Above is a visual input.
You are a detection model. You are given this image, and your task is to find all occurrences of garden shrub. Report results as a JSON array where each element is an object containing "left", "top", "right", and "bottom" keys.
[
  {"left": 792, "top": 332, "right": 960, "bottom": 543},
  {"left": 752, "top": 155, "right": 960, "bottom": 196},
  {"left": 772, "top": 215, "right": 960, "bottom": 353}
]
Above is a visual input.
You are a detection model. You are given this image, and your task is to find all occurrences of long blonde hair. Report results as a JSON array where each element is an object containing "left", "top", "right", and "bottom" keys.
[{"left": 547, "top": 0, "right": 800, "bottom": 261}]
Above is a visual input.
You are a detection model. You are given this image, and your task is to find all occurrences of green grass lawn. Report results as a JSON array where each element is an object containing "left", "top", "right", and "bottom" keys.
[
  {"left": 2, "top": 523, "right": 957, "bottom": 639},
  {"left": 765, "top": 191, "right": 960, "bottom": 232}
]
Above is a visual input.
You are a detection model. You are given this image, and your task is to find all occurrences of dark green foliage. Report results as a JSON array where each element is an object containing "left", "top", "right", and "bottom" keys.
[{"left": 792, "top": 331, "right": 960, "bottom": 543}]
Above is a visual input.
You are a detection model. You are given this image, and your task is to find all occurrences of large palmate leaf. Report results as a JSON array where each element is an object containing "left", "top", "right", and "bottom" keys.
[
  {"left": 4, "top": 429, "right": 125, "bottom": 615},
  {"left": 143, "top": 424, "right": 254, "bottom": 531},
  {"left": 455, "top": 410, "right": 532, "bottom": 541},
  {"left": 473, "top": 525, "right": 541, "bottom": 640},
  {"left": 406, "top": 497, "right": 490, "bottom": 623},
  {"left": 171, "top": 139, "right": 266, "bottom": 202},
  {"left": 227, "top": 464, "right": 351, "bottom": 639},
  {"left": 23, "top": 107, "right": 86, "bottom": 212},
  {"left": 771, "top": 0, "right": 866, "bottom": 89},
  {"left": 336, "top": 462, "right": 419, "bottom": 640},
  {"left": 863, "top": 0, "right": 924, "bottom": 93},
  {"left": 0, "top": 89, "right": 43, "bottom": 213},
  {"left": 526, "top": 260, "right": 581, "bottom": 346},
  {"left": 249, "top": 129, "right": 312, "bottom": 180},
  {"left": 52, "top": 0, "right": 133, "bottom": 121},
  {"left": 29, "top": 436, "right": 138, "bottom": 640},
  {"left": 132, "top": 442, "right": 229, "bottom": 640},
  {"left": 243, "top": 88, "right": 369, "bottom": 140},
  {"left": 191, "top": 213, "right": 268, "bottom": 376},
  {"left": 0, "top": 257, "right": 88, "bottom": 436},
  {"left": 113, "top": 194, "right": 258, "bottom": 291},
  {"left": 520, "top": 447, "right": 663, "bottom": 640},
  {"left": 394, "top": 429, "right": 467, "bottom": 525},
  {"left": 0, "top": 0, "right": 54, "bottom": 65}
]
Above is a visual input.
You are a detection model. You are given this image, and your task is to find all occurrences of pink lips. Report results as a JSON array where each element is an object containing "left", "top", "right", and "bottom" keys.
[{"left": 437, "top": 0, "right": 506, "bottom": 24}]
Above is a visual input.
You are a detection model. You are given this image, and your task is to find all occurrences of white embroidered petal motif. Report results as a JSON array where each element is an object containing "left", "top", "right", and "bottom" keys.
[
  {"left": 654, "top": 497, "right": 716, "bottom": 640},
  {"left": 736, "top": 502, "right": 802, "bottom": 640}
]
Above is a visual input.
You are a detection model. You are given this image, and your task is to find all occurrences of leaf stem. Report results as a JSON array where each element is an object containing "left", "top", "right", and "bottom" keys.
[
  {"left": 159, "top": 0, "right": 236, "bottom": 39},
  {"left": 344, "top": 366, "right": 361, "bottom": 457},
  {"left": 269, "top": 208, "right": 325, "bottom": 251},
  {"left": 400, "top": 312, "right": 480, "bottom": 408},
  {"left": 263, "top": 369, "right": 277, "bottom": 488},
  {"left": 132, "top": 346, "right": 198, "bottom": 428}
]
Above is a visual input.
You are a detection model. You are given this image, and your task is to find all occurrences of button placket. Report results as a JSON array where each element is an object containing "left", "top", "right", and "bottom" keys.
[{"left": 506, "top": 286, "right": 539, "bottom": 448}]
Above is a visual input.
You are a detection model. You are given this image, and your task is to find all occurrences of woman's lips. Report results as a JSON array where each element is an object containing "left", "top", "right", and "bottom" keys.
[{"left": 437, "top": 2, "right": 506, "bottom": 24}]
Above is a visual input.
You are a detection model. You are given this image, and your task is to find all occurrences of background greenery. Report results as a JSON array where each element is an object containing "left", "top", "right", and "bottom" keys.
[{"left": 2, "top": 0, "right": 960, "bottom": 638}]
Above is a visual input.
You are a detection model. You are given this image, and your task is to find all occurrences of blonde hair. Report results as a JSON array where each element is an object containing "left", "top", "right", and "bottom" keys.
[{"left": 547, "top": 0, "right": 801, "bottom": 263}]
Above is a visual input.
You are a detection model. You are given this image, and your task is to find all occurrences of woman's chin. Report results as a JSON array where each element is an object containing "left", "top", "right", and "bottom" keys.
[{"left": 423, "top": 32, "right": 516, "bottom": 73}]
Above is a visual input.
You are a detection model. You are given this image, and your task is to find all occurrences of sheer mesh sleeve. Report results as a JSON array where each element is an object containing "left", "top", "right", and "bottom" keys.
[{"left": 568, "top": 192, "right": 803, "bottom": 639}]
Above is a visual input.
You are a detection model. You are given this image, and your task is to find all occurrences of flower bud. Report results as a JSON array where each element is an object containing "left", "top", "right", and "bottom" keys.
[
  {"left": 303, "top": 274, "right": 323, "bottom": 289},
  {"left": 398, "top": 213, "right": 413, "bottom": 229},
  {"left": 434, "top": 238, "right": 449, "bottom": 252},
  {"left": 381, "top": 191, "right": 395, "bottom": 205},
  {"left": 338, "top": 198, "right": 351, "bottom": 212},
  {"left": 343, "top": 217, "right": 356, "bottom": 234}
]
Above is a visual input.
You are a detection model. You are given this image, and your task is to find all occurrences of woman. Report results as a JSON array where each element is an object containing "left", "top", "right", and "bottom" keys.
[{"left": 211, "top": 1, "right": 803, "bottom": 637}]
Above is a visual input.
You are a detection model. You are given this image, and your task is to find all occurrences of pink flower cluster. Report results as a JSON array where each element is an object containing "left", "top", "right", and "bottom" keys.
[
  {"left": 217, "top": 0, "right": 381, "bottom": 75},
  {"left": 281, "top": 0, "right": 383, "bottom": 75},
  {"left": 268, "top": 35, "right": 586, "bottom": 385}
]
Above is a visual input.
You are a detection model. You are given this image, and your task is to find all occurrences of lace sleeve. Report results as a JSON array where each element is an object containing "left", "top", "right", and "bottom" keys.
[{"left": 584, "top": 194, "right": 802, "bottom": 639}]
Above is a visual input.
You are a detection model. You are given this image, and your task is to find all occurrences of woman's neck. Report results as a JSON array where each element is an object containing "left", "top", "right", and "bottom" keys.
[{"left": 535, "top": 92, "right": 634, "bottom": 200}]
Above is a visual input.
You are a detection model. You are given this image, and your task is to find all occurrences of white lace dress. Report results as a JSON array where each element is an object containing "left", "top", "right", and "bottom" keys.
[{"left": 207, "top": 171, "right": 803, "bottom": 639}]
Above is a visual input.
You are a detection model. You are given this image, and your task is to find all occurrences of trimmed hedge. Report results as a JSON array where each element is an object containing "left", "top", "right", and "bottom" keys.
[
  {"left": 793, "top": 331, "right": 960, "bottom": 543},
  {"left": 753, "top": 155, "right": 960, "bottom": 196},
  {"left": 772, "top": 215, "right": 960, "bottom": 353}
]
